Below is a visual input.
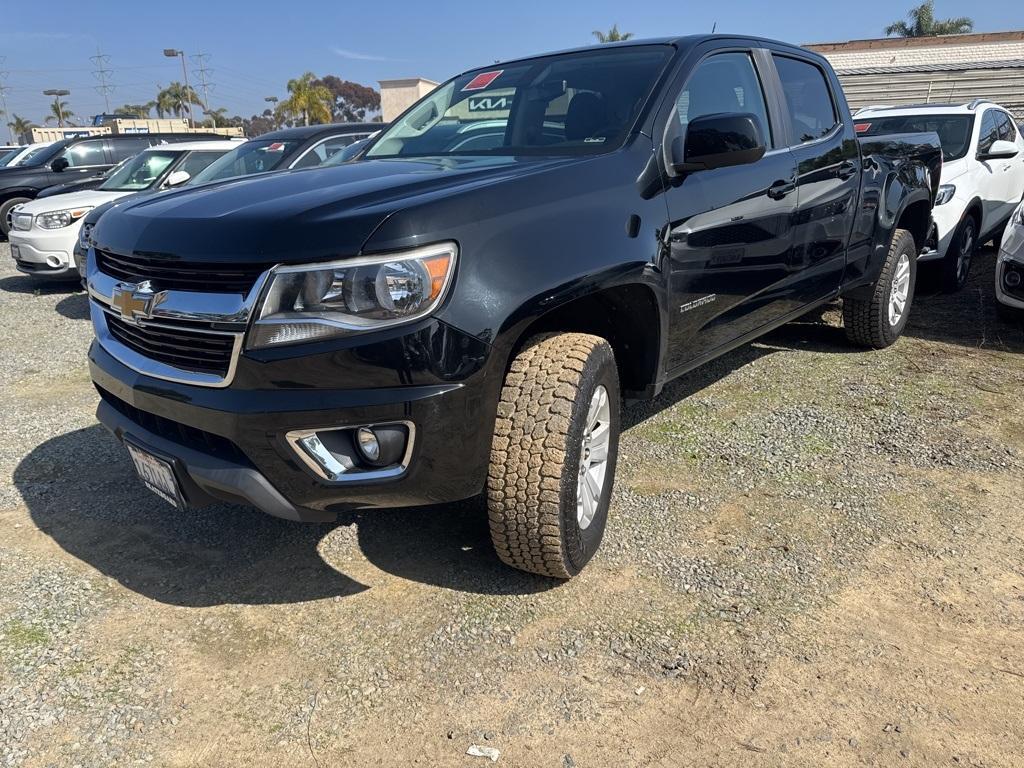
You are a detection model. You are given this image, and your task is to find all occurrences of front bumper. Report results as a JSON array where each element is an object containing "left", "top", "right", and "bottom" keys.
[
  {"left": 89, "top": 318, "right": 500, "bottom": 522},
  {"left": 918, "top": 198, "right": 962, "bottom": 263},
  {"left": 8, "top": 226, "right": 79, "bottom": 278}
]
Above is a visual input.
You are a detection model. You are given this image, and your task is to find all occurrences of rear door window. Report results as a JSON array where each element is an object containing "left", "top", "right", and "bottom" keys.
[
  {"left": 62, "top": 139, "right": 108, "bottom": 167},
  {"left": 773, "top": 55, "right": 839, "bottom": 144}
]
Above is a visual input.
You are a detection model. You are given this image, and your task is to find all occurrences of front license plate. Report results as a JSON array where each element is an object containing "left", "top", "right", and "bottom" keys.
[
  {"left": 125, "top": 441, "right": 184, "bottom": 509},
  {"left": 9, "top": 244, "right": 19, "bottom": 260}
]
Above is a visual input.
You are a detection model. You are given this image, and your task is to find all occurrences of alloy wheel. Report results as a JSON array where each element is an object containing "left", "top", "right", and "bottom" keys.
[{"left": 576, "top": 384, "right": 611, "bottom": 530}]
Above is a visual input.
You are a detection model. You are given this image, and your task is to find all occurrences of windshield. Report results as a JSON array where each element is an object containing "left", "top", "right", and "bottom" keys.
[
  {"left": 192, "top": 139, "right": 301, "bottom": 183},
  {"left": 0, "top": 149, "right": 22, "bottom": 167},
  {"left": 100, "top": 150, "right": 179, "bottom": 191},
  {"left": 855, "top": 114, "right": 975, "bottom": 161},
  {"left": 367, "top": 46, "right": 672, "bottom": 159},
  {"left": 20, "top": 141, "right": 67, "bottom": 167}
]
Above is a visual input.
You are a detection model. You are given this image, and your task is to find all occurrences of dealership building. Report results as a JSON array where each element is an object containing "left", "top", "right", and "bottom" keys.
[{"left": 807, "top": 31, "right": 1024, "bottom": 119}]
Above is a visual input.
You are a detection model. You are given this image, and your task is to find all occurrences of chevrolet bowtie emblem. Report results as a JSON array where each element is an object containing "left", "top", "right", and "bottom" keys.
[{"left": 110, "top": 280, "right": 165, "bottom": 324}]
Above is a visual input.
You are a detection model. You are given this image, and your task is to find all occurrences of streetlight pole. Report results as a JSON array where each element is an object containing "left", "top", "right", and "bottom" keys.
[
  {"left": 43, "top": 89, "right": 71, "bottom": 128},
  {"left": 265, "top": 96, "right": 279, "bottom": 129},
  {"left": 163, "top": 48, "right": 193, "bottom": 126}
]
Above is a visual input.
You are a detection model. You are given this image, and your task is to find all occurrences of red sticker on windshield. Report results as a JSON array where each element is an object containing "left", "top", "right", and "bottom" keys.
[
  {"left": 267, "top": 142, "right": 286, "bottom": 151},
  {"left": 462, "top": 70, "right": 503, "bottom": 91},
  {"left": 854, "top": 122, "right": 870, "bottom": 134}
]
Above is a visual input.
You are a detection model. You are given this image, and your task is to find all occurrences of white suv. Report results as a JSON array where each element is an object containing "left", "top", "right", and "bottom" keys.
[{"left": 856, "top": 101, "right": 1024, "bottom": 291}]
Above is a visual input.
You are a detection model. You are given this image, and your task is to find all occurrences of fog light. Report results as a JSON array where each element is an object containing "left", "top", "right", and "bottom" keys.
[
  {"left": 45, "top": 254, "right": 64, "bottom": 269},
  {"left": 1006, "top": 269, "right": 1022, "bottom": 288},
  {"left": 356, "top": 427, "right": 381, "bottom": 462}
]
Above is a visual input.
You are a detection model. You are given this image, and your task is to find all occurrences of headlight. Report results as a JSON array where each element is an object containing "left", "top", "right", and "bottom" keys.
[
  {"left": 247, "top": 241, "right": 458, "bottom": 349},
  {"left": 11, "top": 211, "right": 33, "bottom": 231},
  {"left": 935, "top": 185, "right": 956, "bottom": 206},
  {"left": 37, "top": 207, "right": 93, "bottom": 230},
  {"left": 78, "top": 221, "right": 94, "bottom": 251}
]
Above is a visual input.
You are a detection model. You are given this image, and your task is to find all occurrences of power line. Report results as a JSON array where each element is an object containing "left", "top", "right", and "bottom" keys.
[
  {"left": 0, "top": 57, "right": 13, "bottom": 143},
  {"left": 89, "top": 48, "right": 115, "bottom": 113},
  {"left": 192, "top": 52, "right": 214, "bottom": 113}
]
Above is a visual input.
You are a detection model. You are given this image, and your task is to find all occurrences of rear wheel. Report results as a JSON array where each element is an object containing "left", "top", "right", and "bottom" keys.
[
  {"left": 843, "top": 228, "right": 917, "bottom": 349},
  {"left": 0, "top": 197, "right": 32, "bottom": 238},
  {"left": 487, "top": 333, "right": 620, "bottom": 579},
  {"left": 941, "top": 215, "right": 977, "bottom": 292}
]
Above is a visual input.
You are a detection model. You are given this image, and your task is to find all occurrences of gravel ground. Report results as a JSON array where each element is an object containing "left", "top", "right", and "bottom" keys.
[{"left": 1, "top": 240, "right": 1023, "bottom": 767}]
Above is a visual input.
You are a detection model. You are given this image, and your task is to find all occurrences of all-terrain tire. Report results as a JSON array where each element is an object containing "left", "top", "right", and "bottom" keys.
[
  {"left": 843, "top": 227, "right": 917, "bottom": 349},
  {"left": 487, "top": 333, "right": 620, "bottom": 579}
]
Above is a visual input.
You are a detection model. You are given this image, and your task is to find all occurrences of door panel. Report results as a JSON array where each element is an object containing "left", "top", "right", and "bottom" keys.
[
  {"left": 772, "top": 54, "right": 858, "bottom": 305},
  {"left": 660, "top": 50, "right": 798, "bottom": 370}
]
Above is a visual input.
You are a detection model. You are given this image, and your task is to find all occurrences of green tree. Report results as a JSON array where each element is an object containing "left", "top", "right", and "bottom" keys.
[
  {"left": 6, "top": 114, "right": 36, "bottom": 140},
  {"left": 44, "top": 98, "right": 74, "bottom": 127},
  {"left": 886, "top": 1, "right": 973, "bottom": 37},
  {"left": 277, "top": 72, "right": 333, "bottom": 126},
  {"left": 155, "top": 82, "right": 204, "bottom": 121},
  {"left": 592, "top": 24, "right": 633, "bottom": 43},
  {"left": 312, "top": 76, "right": 381, "bottom": 122},
  {"left": 116, "top": 103, "right": 153, "bottom": 119},
  {"left": 202, "top": 106, "right": 230, "bottom": 127}
]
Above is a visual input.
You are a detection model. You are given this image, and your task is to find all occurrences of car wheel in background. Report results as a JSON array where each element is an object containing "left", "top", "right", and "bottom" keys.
[
  {"left": 843, "top": 228, "right": 917, "bottom": 350},
  {"left": 487, "top": 333, "right": 620, "bottom": 579},
  {"left": 941, "top": 215, "right": 978, "bottom": 293},
  {"left": 0, "top": 197, "right": 32, "bottom": 238}
]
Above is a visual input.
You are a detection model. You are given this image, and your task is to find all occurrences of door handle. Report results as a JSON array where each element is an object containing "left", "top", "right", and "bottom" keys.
[
  {"left": 837, "top": 161, "right": 858, "bottom": 180},
  {"left": 767, "top": 179, "right": 796, "bottom": 200}
]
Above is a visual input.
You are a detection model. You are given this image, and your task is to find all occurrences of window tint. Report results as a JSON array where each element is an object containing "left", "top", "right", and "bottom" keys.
[
  {"left": 673, "top": 52, "right": 771, "bottom": 145},
  {"left": 100, "top": 150, "right": 178, "bottom": 191},
  {"left": 995, "top": 111, "right": 1018, "bottom": 143},
  {"left": 108, "top": 137, "right": 153, "bottom": 162},
  {"left": 978, "top": 110, "right": 999, "bottom": 154},
  {"left": 291, "top": 134, "right": 367, "bottom": 169},
  {"left": 174, "top": 150, "right": 225, "bottom": 180},
  {"left": 855, "top": 115, "right": 974, "bottom": 162},
  {"left": 773, "top": 56, "right": 838, "bottom": 144},
  {"left": 62, "top": 140, "right": 107, "bottom": 167}
]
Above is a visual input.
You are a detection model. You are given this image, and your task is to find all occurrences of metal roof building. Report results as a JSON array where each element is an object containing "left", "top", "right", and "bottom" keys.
[{"left": 806, "top": 31, "right": 1024, "bottom": 119}]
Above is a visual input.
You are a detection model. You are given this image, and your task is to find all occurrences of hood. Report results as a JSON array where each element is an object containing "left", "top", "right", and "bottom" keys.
[
  {"left": 92, "top": 155, "right": 587, "bottom": 264},
  {"left": 940, "top": 157, "right": 969, "bottom": 185},
  {"left": 18, "top": 188, "right": 131, "bottom": 216}
]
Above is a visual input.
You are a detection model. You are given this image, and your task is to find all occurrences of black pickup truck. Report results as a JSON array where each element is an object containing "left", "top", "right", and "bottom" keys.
[{"left": 85, "top": 36, "right": 941, "bottom": 579}]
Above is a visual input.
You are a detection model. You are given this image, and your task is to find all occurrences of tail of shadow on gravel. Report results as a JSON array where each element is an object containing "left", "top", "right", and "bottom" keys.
[
  {"left": 55, "top": 292, "right": 90, "bottom": 320},
  {"left": 0, "top": 274, "right": 81, "bottom": 296},
  {"left": 14, "top": 425, "right": 557, "bottom": 606}
]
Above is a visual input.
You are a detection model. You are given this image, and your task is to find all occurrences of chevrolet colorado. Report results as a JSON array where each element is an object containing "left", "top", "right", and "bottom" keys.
[{"left": 85, "top": 36, "right": 942, "bottom": 578}]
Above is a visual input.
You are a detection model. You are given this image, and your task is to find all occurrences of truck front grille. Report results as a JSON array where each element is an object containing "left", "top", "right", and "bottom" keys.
[
  {"left": 95, "top": 249, "right": 267, "bottom": 295},
  {"left": 104, "top": 311, "right": 236, "bottom": 377}
]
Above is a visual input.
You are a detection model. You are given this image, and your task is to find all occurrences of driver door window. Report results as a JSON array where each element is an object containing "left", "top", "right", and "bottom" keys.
[{"left": 673, "top": 52, "right": 772, "bottom": 146}]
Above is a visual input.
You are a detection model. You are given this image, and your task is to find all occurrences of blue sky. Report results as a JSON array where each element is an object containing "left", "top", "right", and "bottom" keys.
[{"left": 0, "top": 0, "right": 1019, "bottom": 125}]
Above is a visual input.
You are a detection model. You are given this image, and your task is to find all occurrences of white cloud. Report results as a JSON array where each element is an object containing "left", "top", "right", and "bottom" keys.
[{"left": 331, "top": 47, "right": 396, "bottom": 62}]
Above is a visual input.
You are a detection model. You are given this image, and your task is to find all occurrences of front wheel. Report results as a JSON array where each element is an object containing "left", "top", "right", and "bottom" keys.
[
  {"left": 941, "top": 215, "right": 977, "bottom": 293},
  {"left": 843, "top": 227, "right": 917, "bottom": 349},
  {"left": 487, "top": 333, "right": 620, "bottom": 579}
]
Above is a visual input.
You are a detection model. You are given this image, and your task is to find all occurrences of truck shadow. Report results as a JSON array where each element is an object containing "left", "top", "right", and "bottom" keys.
[
  {"left": 55, "top": 292, "right": 90, "bottom": 320},
  {"left": 0, "top": 274, "right": 80, "bottom": 296},
  {"left": 14, "top": 425, "right": 556, "bottom": 606}
]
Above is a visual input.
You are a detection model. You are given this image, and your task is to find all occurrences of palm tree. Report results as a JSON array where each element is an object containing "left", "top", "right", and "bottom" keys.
[
  {"left": 592, "top": 24, "right": 633, "bottom": 43},
  {"left": 155, "top": 82, "right": 204, "bottom": 122},
  {"left": 203, "top": 106, "right": 229, "bottom": 127},
  {"left": 44, "top": 99, "right": 74, "bottom": 127},
  {"left": 886, "top": 1, "right": 973, "bottom": 37},
  {"left": 6, "top": 114, "right": 36, "bottom": 140},
  {"left": 277, "top": 72, "right": 332, "bottom": 126},
  {"left": 116, "top": 103, "right": 153, "bottom": 119}
]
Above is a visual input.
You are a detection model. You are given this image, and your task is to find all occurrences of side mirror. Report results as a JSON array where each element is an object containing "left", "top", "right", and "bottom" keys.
[
  {"left": 51, "top": 156, "right": 69, "bottom": 172},
  {"left": 979, "top": 140, "right": 1019, "bottom": 161},
  {"left": 165, "top": 170, "right": 191, "bottom": 187},
  {"left": 670, "top": 113, "right": 767, "bottom": 174}
]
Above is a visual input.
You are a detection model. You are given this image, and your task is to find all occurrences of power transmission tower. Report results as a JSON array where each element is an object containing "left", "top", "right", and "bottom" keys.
[
  {"left": 90, "top": 48, "right": 115, "bottom": 114},
  {"left": 192, "top": 52, "right": 214, "bottom": 118},
  {"left": 0, "top": 57, "right": 13, "bottom": 142}
]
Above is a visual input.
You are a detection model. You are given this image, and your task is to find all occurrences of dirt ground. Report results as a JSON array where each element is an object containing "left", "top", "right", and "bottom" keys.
[{"left": 1, "top": 242, "right": 1023, "bottom": 768}]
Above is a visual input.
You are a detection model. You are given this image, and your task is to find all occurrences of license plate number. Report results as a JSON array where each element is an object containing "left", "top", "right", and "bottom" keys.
[{"left": 126, "top": 441, "right": 184, "bottom": 509}]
